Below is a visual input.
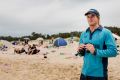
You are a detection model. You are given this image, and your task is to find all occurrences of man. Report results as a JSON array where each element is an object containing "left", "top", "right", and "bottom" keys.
[{"left": 78, "top": 9, "right": 117, "bottom": 80}]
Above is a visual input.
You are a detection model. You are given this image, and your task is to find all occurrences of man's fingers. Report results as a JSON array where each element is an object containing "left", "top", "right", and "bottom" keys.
[
  {"left": 78, "top": 44, "right": 85, "bottom": 51},
  {"left": 80, "top": 44, "right": 85, "bottom": 47},
  {"left": 79, "top": 46, "right": 84, "bottom": 48},
  {"left": 85, "top": 45, "right": 91, "bottom": 50},
  {"left": 78, "top": 47, "right": 83, "bottom": 51},
  {"left": 84, "top": 46, "right": 89, "bottom": 50}
]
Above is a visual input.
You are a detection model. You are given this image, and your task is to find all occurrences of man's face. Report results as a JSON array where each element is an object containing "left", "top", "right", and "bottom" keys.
[{"left": 86, "top": 13, "right": 99, "bottom": 26}]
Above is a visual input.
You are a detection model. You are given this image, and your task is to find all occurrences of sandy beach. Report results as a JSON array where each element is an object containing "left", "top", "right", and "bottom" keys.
[{"left": 0, "top": 41, "right": 120, "bottom": 80}]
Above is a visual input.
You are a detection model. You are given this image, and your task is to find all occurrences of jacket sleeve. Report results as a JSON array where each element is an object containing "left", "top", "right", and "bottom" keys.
[{"left": 95, "top": 31, "right": 118, "bottom": 57}]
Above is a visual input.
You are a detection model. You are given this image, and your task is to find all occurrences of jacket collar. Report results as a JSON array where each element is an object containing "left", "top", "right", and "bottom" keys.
[{"left": 86, "top": 25, "right": 103, "bottom": 32}]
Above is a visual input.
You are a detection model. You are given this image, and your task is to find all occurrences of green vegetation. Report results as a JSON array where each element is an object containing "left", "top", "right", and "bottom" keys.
[{"left": 0, "top": 26, "right": 120, "bottom": 41}]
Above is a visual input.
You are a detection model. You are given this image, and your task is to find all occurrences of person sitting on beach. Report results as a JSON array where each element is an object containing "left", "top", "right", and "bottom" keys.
[
  {"left": 27, "top": 44, "right": 40, "bottom": 55},
  {"left": 14, "top": 48, "right": 27, "bottom": 54},
  {"left": 0, "top": 45, "right": 8, "bottom": 51}
]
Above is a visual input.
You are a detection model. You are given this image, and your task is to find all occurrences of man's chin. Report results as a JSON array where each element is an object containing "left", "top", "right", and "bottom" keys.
[{"left": 89, "top": 24, "right": 96, "bottom": 26}]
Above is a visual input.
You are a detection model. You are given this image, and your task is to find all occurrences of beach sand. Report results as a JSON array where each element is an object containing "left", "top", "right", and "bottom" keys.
[{"left": 0, "top": 41, "right": 119, "bottom": 80}]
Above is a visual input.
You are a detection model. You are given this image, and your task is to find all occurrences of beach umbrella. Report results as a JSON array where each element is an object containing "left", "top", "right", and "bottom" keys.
[
  {"left": 36, "top": 37, "right": 44, "bottom": 41},
  {"left": 23, "top": 38, "right": 30, "bottom": 40}
]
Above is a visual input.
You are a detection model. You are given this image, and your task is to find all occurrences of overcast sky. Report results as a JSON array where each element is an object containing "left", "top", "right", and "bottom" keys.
[{"left": 0, "top": 0, "right": 120, "bottom": 37}]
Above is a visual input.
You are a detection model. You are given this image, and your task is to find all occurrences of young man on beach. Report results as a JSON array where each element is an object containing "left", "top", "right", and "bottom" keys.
[{"left": 78, "top": 9, "right": 118, "bottom": 80}]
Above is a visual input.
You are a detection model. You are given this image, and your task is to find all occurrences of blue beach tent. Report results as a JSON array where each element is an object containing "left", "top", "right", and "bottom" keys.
[{"left": 54, "top": 38, "right": 67, "bottom": 47}]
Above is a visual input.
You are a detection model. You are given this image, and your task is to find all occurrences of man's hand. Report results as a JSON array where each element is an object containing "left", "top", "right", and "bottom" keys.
[
  {"left": 85, "top": 44, "right": 95, "bottom": 54},
  {"left": 77, "top": 44, "right": 86, "bottom": 52}
]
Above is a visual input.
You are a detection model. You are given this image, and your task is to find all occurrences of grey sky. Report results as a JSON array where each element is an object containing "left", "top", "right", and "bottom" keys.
[{"left": 0, "top": 0, "right": 120, "bottom": 37}]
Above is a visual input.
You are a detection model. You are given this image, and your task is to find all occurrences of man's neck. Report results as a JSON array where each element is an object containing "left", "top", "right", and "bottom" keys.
[{"left": 89, "top": 24, "right": 99, "bottom": 32}]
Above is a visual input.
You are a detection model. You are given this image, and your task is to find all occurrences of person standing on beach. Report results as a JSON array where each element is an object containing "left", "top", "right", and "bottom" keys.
[{"left": 78, "top": 9, "right": 118, "bottom": 80}]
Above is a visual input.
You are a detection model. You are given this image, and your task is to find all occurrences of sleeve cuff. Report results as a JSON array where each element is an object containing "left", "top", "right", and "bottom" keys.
[{"left": 93, "top": 48, "right": 97, "bottom": 55}]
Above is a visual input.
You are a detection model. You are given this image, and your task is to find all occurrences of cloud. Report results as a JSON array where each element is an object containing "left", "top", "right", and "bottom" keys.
[{"left": 0, "top": 0, "right": 120, "bottom": 36}]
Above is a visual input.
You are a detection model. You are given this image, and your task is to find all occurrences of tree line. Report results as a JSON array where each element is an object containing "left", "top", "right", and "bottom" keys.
[{"left": 0, "top": 26, "right": 120, "bottom": 41}]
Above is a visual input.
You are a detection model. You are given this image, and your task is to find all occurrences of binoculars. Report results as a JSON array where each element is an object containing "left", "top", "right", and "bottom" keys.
[
  {"left": 75, "top": 43, "right": 100, "bottom": 56},
  {"left": 75, "top": 44, "right": 90, "bottom": 56},
  {"left": 75, "top": 48, "right": 86, "bottom": 56}
]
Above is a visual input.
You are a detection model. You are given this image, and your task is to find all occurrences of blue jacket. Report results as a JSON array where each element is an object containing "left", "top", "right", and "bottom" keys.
[{"left": 79, "top": 25, "right": 117, "bottom": 78}]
